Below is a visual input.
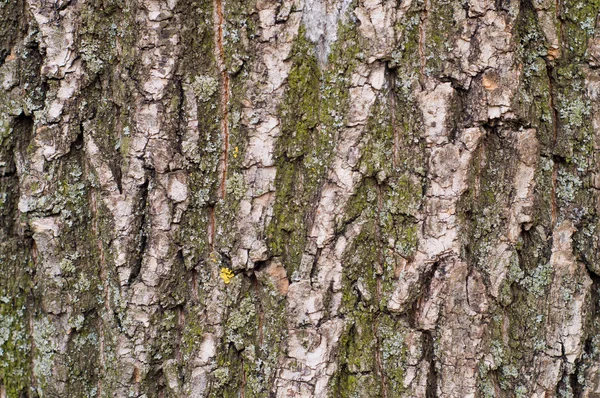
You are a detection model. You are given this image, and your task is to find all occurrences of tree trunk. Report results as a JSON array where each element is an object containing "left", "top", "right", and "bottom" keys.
[{"left": 2, "top": 0, "right": 600, "bottom": 396}]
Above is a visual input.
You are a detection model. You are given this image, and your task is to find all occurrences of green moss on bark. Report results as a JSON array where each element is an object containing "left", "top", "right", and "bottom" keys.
[{"left": 267, "top": 22, "right": 360, "bottom": 276}]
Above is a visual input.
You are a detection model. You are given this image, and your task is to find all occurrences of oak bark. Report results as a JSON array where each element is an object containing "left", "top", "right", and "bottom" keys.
[{"left": 2, "top": 0, "right": 600, "bottom": 397}]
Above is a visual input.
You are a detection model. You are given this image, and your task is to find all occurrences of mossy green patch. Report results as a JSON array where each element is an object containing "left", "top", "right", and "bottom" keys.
[
  {"left": 0, "top": 241, "right": 33, "bottom": 398},
  {"left": 560, "top": 0, "right": 600, "bottom": 61},
  {"left": 267, "top": 23, "right": 359, "bottom": 276},
  {"left": 425, "top": 0, "right": 460, "bottom": 78},
  {"left": 209, "top": 273, "right": 286, "bottom": 397},
  {"left": 331, "top": 53, "right": 425, "bottom": 397}
]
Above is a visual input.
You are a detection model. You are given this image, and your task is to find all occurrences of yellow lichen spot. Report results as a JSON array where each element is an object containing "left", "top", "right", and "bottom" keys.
[
  {"left": 220, "top": 267, "right": 234, "bottom": 284},
  {"left": 233, "top": 146, "right": 239, "bottom": 158}
]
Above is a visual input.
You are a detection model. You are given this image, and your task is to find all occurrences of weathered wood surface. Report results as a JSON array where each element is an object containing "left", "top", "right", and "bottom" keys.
[{"left": 2, "top": 0, "right": 600, "bottom": 396}]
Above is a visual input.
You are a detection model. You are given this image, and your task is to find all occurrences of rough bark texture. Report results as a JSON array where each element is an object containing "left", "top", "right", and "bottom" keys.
[{"left": 2, "top": 0, "right": 600, "bottom": 396}]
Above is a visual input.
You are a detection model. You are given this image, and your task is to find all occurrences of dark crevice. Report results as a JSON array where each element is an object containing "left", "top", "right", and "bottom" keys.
[
  {"left": 447, "top": 85, "right": 469, "bottom": 142},
  {"left": 586, "top": 270, "right": 600, "bottom": 313},
  {"left": 219, "top": 251, "right": 232, "bottom": 269},
  {"left": 408, "top": 259, "right": 442, "bottom": 329},
  {"left": 573, "top": 336, "right": 595, "bottom": 397},
  {"left": 71, "top": 122, "right": 84, "bottom": 153},
  {"left": 129, "top": 232, "right": 145, "bottom": 284},
  {"left": 111, "top": 105, "right": 124, "bottom": 194},
  {"left": 495, "top": 0, "right": 511, "bottom": 12},
  {"left": 550, "top": 157, "right": 559, "bottom": 226},
  {"left": 147, "top": 366, "right": 166, "bottom": 397},
  {"left": 113, "top": 310, "right": 123, "bottom": 331},
  {"left": 466, "top": 25, "right": 482, "bottom": 67},
  {"left": 423, "top": 330, "right": 438, "bottom": 398},
  {"left": 172, "top": 249, "right": 184, "bottom": 273},
  {"left": 309, "top": 247, "right": 323, "bottom": 284},
  {"left": 386, "top": 63, "right": 399, "bottom": 168},
  {"left": 14, "top": 112, "right": 34, "bottom": 149},
  {"left": 465, "top": 264, "right": 474, "bottom": 309},
  {"left": 0, "top": 48, "right": 8, "bottom": 66},
  {"left": 174, "top": 77, "right": 185, "bottom": 158},
  {"left": 129, "top": 178, "right": 150, "bottom": 285},
  {"left": 543, "top": 59, "right": 560, "bottom": 150},
  {"left": 253, "top": 259, "right": 269, "bottom": 272},
  {"left": 569, "top": 371, "right": 579, "bottom": 398},
  {"left": 128, "top": 225, "right": 147, "bottom": 285}
]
